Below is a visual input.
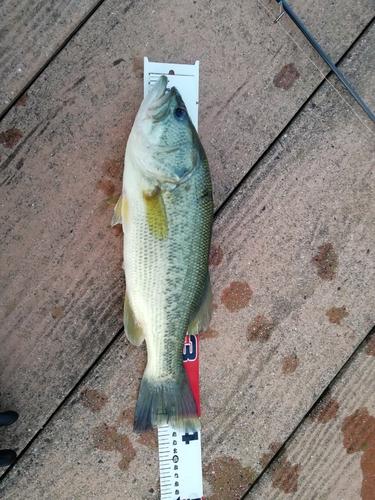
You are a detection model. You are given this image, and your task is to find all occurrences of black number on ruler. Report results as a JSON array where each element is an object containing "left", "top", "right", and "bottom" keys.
[
  {"left": 183, "top": 335, "right": 197, "bottom": 361},
  {"left": 175, "top": 497, "right": 201, "bottom": 500},
  {"left": 182, "top": 431, "right": 198, "bottom": 444}
]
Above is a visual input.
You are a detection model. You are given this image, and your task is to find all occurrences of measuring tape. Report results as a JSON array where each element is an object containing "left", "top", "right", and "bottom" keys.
[
  {"left": 158, "top": 335, "right": 203, "bottom": 500},
  {"left": 143, "top": 58, "right": 204, "bottom": 500}
]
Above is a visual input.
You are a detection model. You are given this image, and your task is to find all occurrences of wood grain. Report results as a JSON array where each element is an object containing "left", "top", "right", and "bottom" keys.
[
  {"left": 0, "top": 0, "right": 100, "bottom": 115},
  {"left": 247, "top": 332, "right": 375, "bottom": 500},
  {"left": 0, "top": 11, "right": 374, "bottom": 498},
  {"left": 0, "top": 0, "right": 374, "bottom": 495}
]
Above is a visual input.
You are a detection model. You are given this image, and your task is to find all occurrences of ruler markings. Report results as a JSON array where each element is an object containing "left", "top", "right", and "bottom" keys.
[{"left": 157, "top": 335, "right": 203, "bottom": 500}]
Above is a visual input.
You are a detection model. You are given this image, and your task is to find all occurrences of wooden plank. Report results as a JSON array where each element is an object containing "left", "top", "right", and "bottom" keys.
[
  {"left": 200, "top": 24, "right": 375, "bottom": 499},
  {"left": 246, "top": 332, "right": 375, "bottom": 500},
  {"left": 3, "top": 0, "right": 364, "bottom": 459},
  {"left": 0, "top": 0, "right": 101, "bottom": 116},
  {"left": 0, "top": 14, "right": 374, "bottom": 499}
]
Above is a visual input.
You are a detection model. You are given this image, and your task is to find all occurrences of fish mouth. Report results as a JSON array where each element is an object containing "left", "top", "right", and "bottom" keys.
[
  {"left": 147, "top": 75, "right": 168, "bottom": 107},
  {"left": 146, "top": 76, "right": 176, "bottom": 122}
]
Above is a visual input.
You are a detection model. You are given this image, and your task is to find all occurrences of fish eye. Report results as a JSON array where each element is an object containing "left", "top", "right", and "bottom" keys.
[{"left": 174, "top": 107, "right": 187, "bottom": 120}]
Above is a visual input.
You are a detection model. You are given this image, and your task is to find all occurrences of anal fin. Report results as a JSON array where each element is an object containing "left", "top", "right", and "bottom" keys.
[
  {"left": 188, "top": 272, "right": 213, "bottom": 335},
  {"left": 124, "top": 292, "right": 144, "bottom": 346}
]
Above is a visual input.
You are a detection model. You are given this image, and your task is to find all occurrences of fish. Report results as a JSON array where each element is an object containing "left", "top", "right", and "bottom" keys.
[{"left": 111, "top": 75, "right": 213, "bottom": 432}]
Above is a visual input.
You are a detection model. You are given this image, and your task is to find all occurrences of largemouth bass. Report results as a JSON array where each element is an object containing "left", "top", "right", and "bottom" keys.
[{"left": 112, "top": 76, "right": 213, "bottom": 432}]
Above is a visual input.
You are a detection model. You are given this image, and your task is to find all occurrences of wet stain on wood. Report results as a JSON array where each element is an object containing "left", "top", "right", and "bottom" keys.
[
  {"left": 259, "top": 442, "right": 283, "bottom": 468},
  {"left": 0, "top": 128, "right": 23, "bottom": 148},
  {"left": 80, "top": 387, "right": 109, "bottom": 412},
  {"left": 97, "top": 178, "right": 116, "bottom": 197},
  {"left": 52, "top": 306, "right": 65, "bottom": 319},
  {"left": 209, "top": 244, "right": 223, "bottom": 266},
  {"left": 341, "top": 407, "right": 375, "bottom": 500},
  {"left": 270, "top": 455, "right": 301, "bottom": 494},
  {"left": 111, "top": 225, "right": 123, "bottom": 236},
  {"left": 311, "top": 242, "right": 338, "bottom": 280},
  {"left": 282, "top": 353, "right": 300, "bottom": 374},
  {"left": 311, "top": 394, "right": 339, "bottom": 424},
  {"left": 247, "top": 314, "right": 275, "bottom": 342},
  {"left": 100, "top": 158, "right": 122, "bottom": 208},
  {"left": 341, "top": 407, "right": 375, "bottom": 453},
  {"left": 200, "top": 327, "right": 220, "bottom": 340},
  {"left": 92, "top": 422, "right": 136, "bottom": 471},
  {"left": 221, "top": 281, "right": 253, "bottom": 312},
  {"left": 273, "top": 63, "right": 300, "bottom": 90},
  {"left": 138, "top": 429, "right": 158, "bottom": 450},
  {"left": 116, "top": 408, "right": 134, "bottom": 426},
  {"left": 15, "top": 93, "right": 29, "bottom": 106},
  {"left": 326, "top": 305, "right": 348, "bottom": 325},
  {"left": 132, "top": 56, "right": 144, "bottom": 78},
  {"left": 203, "top": 456, "right": 256, "bottom": 500},
  {"left": 101, "top": 158, "right": 123, "bottom": 179},
  {"left": 365, "top": 333, "right": 375, "bottom": 356}
]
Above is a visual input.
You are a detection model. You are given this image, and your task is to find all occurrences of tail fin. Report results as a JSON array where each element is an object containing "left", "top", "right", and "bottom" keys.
[{"left": 134, "top": 372, "right": 200, "bottom": 432}]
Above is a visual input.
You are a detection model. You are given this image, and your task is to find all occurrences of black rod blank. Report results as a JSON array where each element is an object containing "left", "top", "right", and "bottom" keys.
[{"left": 275, "top": 0, "right": 375, "bottom": 124}]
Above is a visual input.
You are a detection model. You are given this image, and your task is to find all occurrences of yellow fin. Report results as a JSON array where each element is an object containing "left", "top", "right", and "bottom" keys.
[
  {"left": 142, "top": 187, "right": 168, "bottom": 239},
  {"left": 111, "top": 194, "right": 129, "bottom": 227},
  {"left": 124, "top": 292, "right": 144, "bottom": 346},
  {"left": 106, "top": 194, "right": 121, "bottom": 206},
  {"left": 111, "top": 194, "right": 123, "bottom": 226},
  {"left": 123, "top": 196, "right": 129, "bottom": 224},
  {"left": 188, "top": 273, "right": 213, "bottom": 335}
]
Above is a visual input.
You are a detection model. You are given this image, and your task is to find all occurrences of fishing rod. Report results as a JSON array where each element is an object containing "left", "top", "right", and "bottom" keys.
[{"left": 274, "top": 0, "right": 375, "bottom": 125}]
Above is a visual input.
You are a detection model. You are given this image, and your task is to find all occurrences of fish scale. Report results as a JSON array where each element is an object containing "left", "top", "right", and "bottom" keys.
[
  {"left": 126, "top": 155, "right": 211, "bottom": 376},
  {"left": 113, "top": 74, "right": 213, "bottom": 433}
]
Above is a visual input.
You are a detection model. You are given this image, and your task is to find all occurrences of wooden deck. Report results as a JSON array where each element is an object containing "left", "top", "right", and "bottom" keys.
[{"left": 1, "top": 0, "right": 374, "bottom": 498}]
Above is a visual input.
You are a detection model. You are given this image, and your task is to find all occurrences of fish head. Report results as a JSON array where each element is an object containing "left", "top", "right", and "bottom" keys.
[{"left": 131, "top": 76, "right": 198, "bottom": 185}]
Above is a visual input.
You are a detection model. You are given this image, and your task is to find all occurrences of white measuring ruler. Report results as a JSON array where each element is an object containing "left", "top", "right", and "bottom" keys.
[
  {"left": 157, "top": 334, "right": 203, "bottom": 500},
  {"left": 144, "top": 58, "right": 204, "bottom": 500}
]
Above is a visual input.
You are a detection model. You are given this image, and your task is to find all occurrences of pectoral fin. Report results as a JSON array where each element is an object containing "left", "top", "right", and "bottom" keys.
[
  {"left": 111, "top": 194, "right": 123, "bottom": 227},
  {"left": 188, "top": 273, "right": 213, "bottom": 335},
  {"left": 107, "top": 194, "right": 121, "bottom": 206},
  {"left": 124, "top": 292, "right": 144, "bottom": 346},
  {"left": 142, "top": 187, "right": 168, "bottom": 239}
]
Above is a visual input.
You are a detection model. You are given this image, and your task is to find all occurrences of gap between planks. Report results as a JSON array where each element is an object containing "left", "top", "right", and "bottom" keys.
[
  {"left": 0, "top": 0, "right": 112, "bottom": 123},
  {"left": 240, "top": 323, "right": 375, "bottom": 499},
  {"left": 214, "top": 14, "right": 375, "bottom": 221},
  {"left": 0, "top": 326, "right": 125, "bottom": 482},
  {"left": 1, "top": 3, "right": 374, "bottom": 488}
]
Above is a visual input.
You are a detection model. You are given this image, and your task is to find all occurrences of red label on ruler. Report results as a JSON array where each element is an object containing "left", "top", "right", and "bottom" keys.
[{"left": 183, "top": 334, "right": 200, "bottom": 416}]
